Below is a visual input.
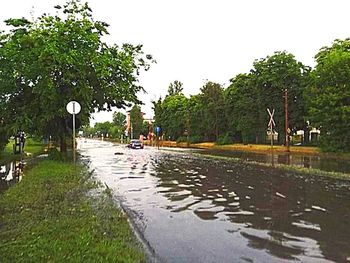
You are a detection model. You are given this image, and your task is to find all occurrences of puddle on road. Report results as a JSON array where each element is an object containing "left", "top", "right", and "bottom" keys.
[
  {"left": 199, "top": 149, "right": 350, "bottom": 174},
  {"left": 80, "top": 139, "right": 350, "bottom": 263}
]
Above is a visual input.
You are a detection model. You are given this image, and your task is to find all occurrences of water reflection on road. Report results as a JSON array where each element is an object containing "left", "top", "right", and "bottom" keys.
[
  {"left": 199, "top": 149, "right": 350, "bottom": 174},
  {"left": 80, "top": 139, "right": 350, "bottom": 262}
]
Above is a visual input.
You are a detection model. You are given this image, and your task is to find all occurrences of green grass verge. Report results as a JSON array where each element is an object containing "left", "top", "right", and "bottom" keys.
[
  {"left": 0, "top": 160, "right": 145, "bottom": 262},
  {"left": 1, "top": 138, "right": 44, "bottom": 161}
]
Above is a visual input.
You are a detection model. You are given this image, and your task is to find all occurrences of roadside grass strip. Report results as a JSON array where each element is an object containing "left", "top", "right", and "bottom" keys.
[
  {"left": 1, "top": 139, "right": 45, "bottom": 163},
  {"left": 0, "top": 160, "right": 145, "bottom": 262}
]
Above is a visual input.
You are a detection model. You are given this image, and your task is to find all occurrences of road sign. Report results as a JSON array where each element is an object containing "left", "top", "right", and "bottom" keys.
[
  {"left": 66, "top": 101, "right": 81, "bottom": 115},
  {"left": 267, "top": 108, "right": 275, "bottom": 128},
  {"left": 66, "top": 101, "right": 81, "bottom": 164},
  {"left": 267, "top": 108, "right": 275, "bottom": 166}
]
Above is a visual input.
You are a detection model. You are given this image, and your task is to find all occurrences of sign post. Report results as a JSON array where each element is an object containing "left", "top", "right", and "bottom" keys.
[
  {"left": 66, "top": 101, "right": 81, "bottom": 164},
  {"left": 156, "top": 126, "right": 161, "bottom": 150},
  {"left": 267, "top": 108, "right": 275, "bottom": 166}
]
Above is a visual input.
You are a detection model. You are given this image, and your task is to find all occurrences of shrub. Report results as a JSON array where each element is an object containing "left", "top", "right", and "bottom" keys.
[{"left": 216, "top": 133, "right": 234, "bottom": 145}]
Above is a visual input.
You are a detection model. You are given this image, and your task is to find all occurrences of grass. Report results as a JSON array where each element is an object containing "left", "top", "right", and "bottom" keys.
[
  {"left": 1, "top": 138, "right": 45, "bottom": 163},
  {"left": 0, "top": 160, "right": 145, "bottom": 262}
]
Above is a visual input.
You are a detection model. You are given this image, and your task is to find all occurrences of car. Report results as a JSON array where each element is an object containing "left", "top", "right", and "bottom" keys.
[{"left": 127, "top": 139, "right": 144, "bottom": 149}]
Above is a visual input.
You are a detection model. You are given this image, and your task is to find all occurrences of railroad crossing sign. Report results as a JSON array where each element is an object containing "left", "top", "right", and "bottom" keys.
[{"left": 267, "top": 108, "right": 275, "bottom": 128}]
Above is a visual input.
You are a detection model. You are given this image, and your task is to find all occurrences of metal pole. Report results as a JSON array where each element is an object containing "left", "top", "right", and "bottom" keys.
[
  {"left": 73, "top": 103, "right": 76, "bottom": 164},
  {"left": 284, "top": 88, "right": 290, "bottom": 152}
]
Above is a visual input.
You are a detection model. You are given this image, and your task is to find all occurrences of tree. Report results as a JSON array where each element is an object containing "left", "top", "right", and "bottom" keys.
[
  {"left": 94, "top": 122, "right": 113, "bottom": 137},
  {"left": 0, "top": 120, "right": 9, "bottom": 153},
  {"left": 152, "top": 94, "right": 188, "bottom": 140},
  {"left": 129, "top": 105, "right": 143, "bottom": 139},
  {"left": 167, "top": 80, "right": 183, "bottom": 96},
  {"left": 250, "top": 51, "right": 310, "bottom": 144},
  {"left": 308, "top": 38, "right": 350, "bottom": 152},
  {"left": 0, "top": 1, "right": 153, "bottom": 151},
  {"left": 112, "top": 112, "right": 126, "bottom": 127},
  {"left": 225, "top": 74, "right": 258, "bottom": 143},
  {"left": 198, "top": 81, "right": 226, "bottom": 141}
]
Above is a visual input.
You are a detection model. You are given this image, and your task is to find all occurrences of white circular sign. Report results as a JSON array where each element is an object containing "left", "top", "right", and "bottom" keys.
[{"left": 66, "top": 101, "right": 81, "bottom": 115}]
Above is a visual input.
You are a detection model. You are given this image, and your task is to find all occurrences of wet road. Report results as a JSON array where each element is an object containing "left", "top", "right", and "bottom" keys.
[
  {"left": 198, "top": 149, "right": 350, "bottom": 174},
  {"left": 79, "top": 139, "right": 350, "bottom": 262}
]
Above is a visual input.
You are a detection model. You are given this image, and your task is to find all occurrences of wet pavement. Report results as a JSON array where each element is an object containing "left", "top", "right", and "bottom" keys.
[
  {"left": 198, "top": 149, "right": 350, "bottom": 174},
  {"left": 79, "top": 139, "right": 350, "bottom": 262}
]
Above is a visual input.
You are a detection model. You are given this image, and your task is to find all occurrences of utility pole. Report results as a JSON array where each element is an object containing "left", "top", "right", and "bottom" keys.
[{"left": 284, "top": 88, "right": 290, "bottom": 152}]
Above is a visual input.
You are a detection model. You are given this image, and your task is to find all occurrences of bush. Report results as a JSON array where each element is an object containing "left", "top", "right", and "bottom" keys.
[
  {"left": 0, "top": 132, "right": 9, "bottom": 154},
  {"left": 318, "top": 135, "right": 349, "bottom": 152},
  {"left": 176, "top": 136, "right": 187, "bottom": 143},
  {"left": 216, "top": 133, "right": 234, "bottom": 145},
  {"left": 47, "top": 148, "right": 66, "bottom": 161},
  {"left": 188, "top": 135, "right": 203, "bottom": 144},
  {"left": 176, "top": 135, "right": 203, "bottom": 144}
]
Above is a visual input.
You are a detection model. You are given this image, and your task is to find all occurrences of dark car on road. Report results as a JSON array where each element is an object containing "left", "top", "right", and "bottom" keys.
[{"left": 127, "top": 139, "right": 144, "bottom": 149}]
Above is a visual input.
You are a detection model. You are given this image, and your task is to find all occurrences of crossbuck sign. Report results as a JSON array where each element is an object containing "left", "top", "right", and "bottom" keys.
[{"left": 267, "top": 108, "right": 275, "bottom": 128}]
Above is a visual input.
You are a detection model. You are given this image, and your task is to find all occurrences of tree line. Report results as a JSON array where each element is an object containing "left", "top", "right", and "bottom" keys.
[
  {"left": 153, "top": 41, "right": 350, "bottom": 152},
  {"left": 83, "top": 106, "right": 149, "bottom": 140},
  {"left": 0, "top": 1, "right": 153, "bottom": 153}
]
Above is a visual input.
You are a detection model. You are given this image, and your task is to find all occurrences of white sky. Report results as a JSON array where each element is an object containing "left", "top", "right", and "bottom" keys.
[{"left": 1, "top": 0, "right": 350, "bottom": 125}]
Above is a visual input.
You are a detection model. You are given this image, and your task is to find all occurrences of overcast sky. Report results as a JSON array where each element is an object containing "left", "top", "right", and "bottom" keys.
[{"left": 1, "top": 0, "right": 350, "bottom": 125}]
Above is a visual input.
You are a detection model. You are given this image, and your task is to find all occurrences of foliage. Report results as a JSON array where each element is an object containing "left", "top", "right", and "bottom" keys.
[
  {"left": 47, "top": 147, "right": 66, "bottom": 161},
  {"left": 251, "top": 51, "right": 310, "bottom": 144},
  {"left": 1, "top": 137, "right": 44, "bottom": 159},
  {"left": 308, "top": 38, "right": 350, "bottom": 152},
  {"left": 197, "top": 81, "right": 227, "bottom": 141},
  {"left": 0, "top": 1, "right": 153, "bottom": 151},
  {"left": 216, "top": 132, "right": 234, "bottom": 145},
  {"left": 225, "top": 73, "right": 258, "bottom": 144},
  {"left": 151, "top": 44, "right": 348, "bottom": 152},
  {"left": 153, "top": 94, "right": 188, "bottom": 140},
  {"left": 141, "top": 121, "right": 150, "bottom": 136},
  {"left": 129, "top": 105, "right": 143, "bottom": 139},
  {"left": 94, "top": 121, "right": 114, "bottom": 137},
  {"left": 0, "top": 130, "right": 9, "bottom": 153},
  {"left": 82, "top": 121, "right": 124, "bottom": 139},
  {"left": 167, "top": 80, "right": 184, "bottom": 96},
  {"left": 0, "top": 160, "right": 145, "bottom": 261},
  {"left": 112, "top": 111, "right": 126, "bottom": 127}
]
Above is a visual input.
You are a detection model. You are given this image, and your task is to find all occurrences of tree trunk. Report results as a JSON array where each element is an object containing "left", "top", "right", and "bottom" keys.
[
  {"left": 60, "top": 135, "right": 67, "bottom": 152},
  {"left": 303, "top": 125, "right": 310, "bottom": 145}
]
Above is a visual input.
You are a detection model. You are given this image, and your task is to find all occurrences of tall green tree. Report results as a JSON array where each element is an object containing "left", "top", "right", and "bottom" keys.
[
  {"left": 152, "top": 82, "right": 188, "bottom": 141},
  {"left": 308, "top": 38, "right": 350, "bottom": 151},
  {"left": 0, "top": 1, "right": 153, "bottom": 151},
  {"left": 129, "top": 105, "right": 143, "bottom": 139},
  {"left": 112, "top": 112, "right": 126, "bottom": 127},
  {"left": 152, "top": 94, "right": 188, "bottom": 140},
  {"left": 251, "top": 51, "right": 310, "bottom": 144},
  {"left": 198, "top": 81, "right": 226, "bottom": 141},
  {"left": 225, "top": 74, "right": 258, "bottom": 143},
  {"left": 167, "top": 80, "right": 183, "bottom": 96}
]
